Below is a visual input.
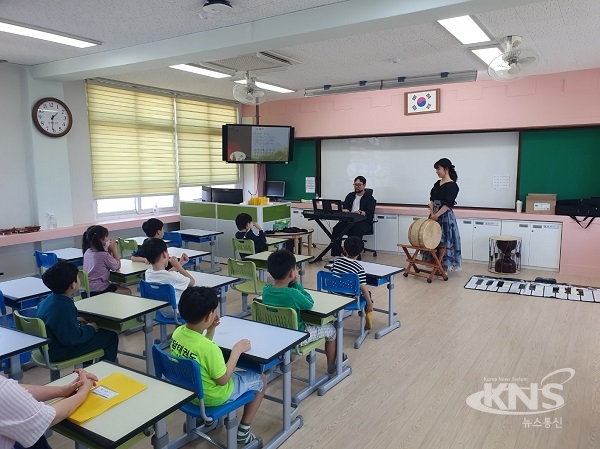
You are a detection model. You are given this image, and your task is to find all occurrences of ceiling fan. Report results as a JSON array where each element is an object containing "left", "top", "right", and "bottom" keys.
[
  {"left": 232, "top": 72, "right": 267, "bottom": 105},
  {"left": 488, "top": 35, "right": 539, "bottom": 82}
]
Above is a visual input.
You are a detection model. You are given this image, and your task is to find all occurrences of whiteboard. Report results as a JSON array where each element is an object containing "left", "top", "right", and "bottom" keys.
[{"left": 320, "top": 132, "right": 519, "bottom": 209}]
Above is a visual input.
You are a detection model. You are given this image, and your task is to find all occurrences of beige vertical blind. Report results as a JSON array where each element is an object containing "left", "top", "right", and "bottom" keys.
[
  {"left": 176, "top": 98, "right": 239, "bottom": 186},
  {"left": 87, "top": 83, "right": 177, "bottom": 198}
]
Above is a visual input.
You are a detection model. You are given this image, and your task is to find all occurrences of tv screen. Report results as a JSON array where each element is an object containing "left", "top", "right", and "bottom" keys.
[
  {"left": 211, "top": 188, "right": 244, "bottom": 204},
  {"left": 265, "top": 181, "right": 285, "bottom": 199},
  {"left": 222, "top": 124, "right": 294, "bottom": 163}
]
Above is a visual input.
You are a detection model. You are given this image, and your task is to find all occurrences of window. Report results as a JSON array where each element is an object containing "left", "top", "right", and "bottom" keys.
[{"left": 87, "top": 82, "right": 239, "bottom": 217}]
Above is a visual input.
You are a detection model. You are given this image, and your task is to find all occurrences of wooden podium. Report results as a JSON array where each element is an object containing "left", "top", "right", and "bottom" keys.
[{"left": 398, "top": 244, "right": 449, "bottom": 283}]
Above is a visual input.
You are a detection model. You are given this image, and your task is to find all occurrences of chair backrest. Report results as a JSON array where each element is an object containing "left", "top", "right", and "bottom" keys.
[
  {"left": 13, "top": 311, "right": 50, "bottom": 353},
  {"left": 33, "top": 251, "right": 58, "bottom": 272},
  {"left": 251, "top": 301, "right": 298, "bottom": 331},
  {"left": 152, "top": 344, "right": 204, "bottom": 399},
  {"left": 316, "top": 271, "right": 361, "bottom": 298},
  {"left": 139, "top": 280, "right": 178, "bottom": 310},
  {"left": 227, "top": 258, "right": 258, "bottom": 282},
  {"left": 117, "top": 238, "right": 139, "bottom": 257},
  {"left": 74, "top": 270, "right": 91, "bottom": 301},
  {"left": 163, "top": 232, "right": 183, "bottom": 247},
  {"left": 231, "top": 238, "right": 256, "bottom": 259},
  {"left": 0, "top": 291, "right": 7, "bottom": 327}
]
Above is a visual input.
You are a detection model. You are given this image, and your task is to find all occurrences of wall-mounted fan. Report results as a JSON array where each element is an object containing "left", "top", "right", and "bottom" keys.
[
  {"left": 488, "top": 35, "right": 538, "bottom": 82},
  {"left": 233, "top": 72, "right": 267, "bottom": 105}
]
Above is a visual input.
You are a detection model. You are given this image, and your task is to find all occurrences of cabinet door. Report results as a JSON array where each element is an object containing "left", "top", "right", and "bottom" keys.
[
  {"left": 529, "top": 222, "right": 562, "bottom": 270},
  {"left": 398, "top": 216, "right": 419, "bottom": 246},
  {"left": 500, "top": 221, "right": 531, "bottom": 266},
  {"left": 457, "top": 218, "right": 474, "bottom": 260},
  {"left": 374, "top": 215, "right": 400, "bottom": 252},
  {"left": 472, "top": 220, "right": 502, "bottom": 262}
]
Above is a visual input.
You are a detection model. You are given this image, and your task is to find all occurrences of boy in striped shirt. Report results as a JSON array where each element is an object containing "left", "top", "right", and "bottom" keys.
[{"left": 331, "top": 236, "right": 374, "bottom": 330}]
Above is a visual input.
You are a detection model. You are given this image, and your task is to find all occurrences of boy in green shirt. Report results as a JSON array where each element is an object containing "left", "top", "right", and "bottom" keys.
[{"left": 170, "top": 287, "right": 266, "bottom": 445}]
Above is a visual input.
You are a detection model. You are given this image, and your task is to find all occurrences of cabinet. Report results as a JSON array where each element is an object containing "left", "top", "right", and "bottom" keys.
[
  {"left": 373, "top": 214, "right": 400, "bottom": 253},
  {"left": 472, "top": 220, "right": 502, "bottom": 262},
  {"left": 291, "top": 208, "right": 327, "bottom": 245},
  {"left": 500, "top": 221, "right": 531, "bottom": 267},
  {"left": 457, "top": 218, "right": 475, "bottom": 260},
  {"left": 500, "top": 220, "right": 561, "bottom": 270}
]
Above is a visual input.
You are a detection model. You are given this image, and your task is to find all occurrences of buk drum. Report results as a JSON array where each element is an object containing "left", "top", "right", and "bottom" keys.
[
  {"left": 488, "top": 235, "right": 522, "bottom": 274},
  {"left": 408, "top": 218, "right": 442, "bottom": 249}
]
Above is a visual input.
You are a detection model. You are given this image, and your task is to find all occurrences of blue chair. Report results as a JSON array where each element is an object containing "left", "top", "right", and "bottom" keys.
[
  {"left": 152, "top": 344, "right": 260, "bottom": 449},
  {"left": 316, "top": 270, "right": 369, "bottom": 349},
  {"left": 139, "top": 280, "right": 183, "bottom": 347},
  {"left": 163, "top": 231, "right": 183, "bottom": 247},
  {"left": 33, "top": 250, "right": 58, "bottom": 276}
]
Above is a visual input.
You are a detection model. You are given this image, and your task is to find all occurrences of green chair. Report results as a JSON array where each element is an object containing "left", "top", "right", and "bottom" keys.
[
  {"left": 13, "top": 311, "right": 104, "bottom": 381},
  {"left": 73, "top": 269, "right": 91, "bottom": 301},
  {"left": 231, "top": 238, "right": 268, "bottom": 280},
  {"left": 251, "top": 301, "right": 329, "bottom": 405},
  {"left": 117, "top": 238, "right": 138, "bottom": 258},
  {"left": 227, "top": 259, "right": 267, "bottom": 317}
]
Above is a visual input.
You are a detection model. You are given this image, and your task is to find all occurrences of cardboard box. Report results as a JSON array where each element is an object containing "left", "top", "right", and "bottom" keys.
[{"left": 526, "top": 194, "right": 556, "bottom": 215}]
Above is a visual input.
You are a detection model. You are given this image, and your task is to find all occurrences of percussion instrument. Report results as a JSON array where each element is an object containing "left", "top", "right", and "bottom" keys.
[
  {"left": 488, "top": 235, "right": 522, "bottom": 274},
  {"left": 408, "top": 218, "right": 442, "bottom": 249}
]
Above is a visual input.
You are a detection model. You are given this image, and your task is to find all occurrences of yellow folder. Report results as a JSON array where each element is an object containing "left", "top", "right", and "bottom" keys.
[{"left": 68, "top": 372, "right": 147, "bottom": 424}]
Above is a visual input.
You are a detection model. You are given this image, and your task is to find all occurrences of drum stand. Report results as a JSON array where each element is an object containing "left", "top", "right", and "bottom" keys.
[{"left": 397, "top": 244, "right": 449, "bottom": 283}]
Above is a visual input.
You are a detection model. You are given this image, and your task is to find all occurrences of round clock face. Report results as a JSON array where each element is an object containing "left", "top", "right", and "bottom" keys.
[{"left": 32, "top": 97, "right": 73, "bottom": 137}]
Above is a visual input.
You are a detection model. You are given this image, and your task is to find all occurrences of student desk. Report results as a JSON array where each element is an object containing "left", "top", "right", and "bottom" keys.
[
  {"left": 132, "top": 237, "right": 172, "bottom": 246},
  {"left": 188, "top": 271, "right": 239, "bottom": 317},
  {"left": 48, "top": 247, "right": 84, "bottom": 264},
  {"left": 269, "top": 228, "right": 314, "bottom": 256},
  {"left": 244, "top": 252, "right": 313, "bottom": 285},
  {"left": 212, "top": 316, "right": 307, "bottom": 449},
  {"left": 48, "top": 361, "right": 195, "bottom": 449},
  {"left": 167, "top": 247, "right": 210, "bottom": 271},
  {"left": 74, "top": 293, "right": 167, "bottom": 374},
  {"left": 265, "top": 236, "right": 290, "bottom": 249},
  {"left": 0, "top": 276, "right": 50, "bottom": 310},
  {"left": 0, "top": 326, "right": 48, "bottom": 381},
  {"left": 108, "top": 259, "right": 149, "bottom": 285},
  {"left": 175, "top": 229, "right": 224, "bottom": 273}
]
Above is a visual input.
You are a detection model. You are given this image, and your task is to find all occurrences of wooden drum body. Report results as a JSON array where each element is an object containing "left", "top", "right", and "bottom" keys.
[
  {"left": 488, "top": 235, "right": 522, "bottom": 274},
  {"left": 408, "top": 218, "right": 442, "bottom": 249}
]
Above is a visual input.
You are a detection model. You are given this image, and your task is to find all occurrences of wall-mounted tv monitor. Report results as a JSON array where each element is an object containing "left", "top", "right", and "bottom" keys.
[
  {"left": 222, "top": 124, "right": 294, "bottom": 163},
  {"left": 265, "top": 181, "right": 285, "bottom": 200},
  {"left": 211, "top": 188, "right": 244, "bottom": 204}
]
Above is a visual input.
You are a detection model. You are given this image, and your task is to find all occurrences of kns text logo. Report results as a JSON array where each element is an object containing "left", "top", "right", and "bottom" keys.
[{"left": 466, "top": 368, "right": 574, "bottom": 415}]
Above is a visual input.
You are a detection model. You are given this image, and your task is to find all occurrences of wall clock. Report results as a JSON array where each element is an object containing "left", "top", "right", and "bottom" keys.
[
  {"left": 405, "top": 89, "right": 440, "bottom": 115},
  {"left": 32, "top": 97, "right": 73, "bottom": 137}
]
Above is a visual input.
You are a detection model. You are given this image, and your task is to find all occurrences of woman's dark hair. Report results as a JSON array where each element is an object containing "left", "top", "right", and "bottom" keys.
[
  {"left": 434, "top": 158, "right": 458, "bottom": 182},
  {"left": 82, "top": 225, "right": 109, "bottom": 253}
]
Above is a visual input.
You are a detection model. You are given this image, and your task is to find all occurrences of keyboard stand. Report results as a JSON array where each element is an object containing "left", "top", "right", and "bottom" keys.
[{"left": 309, "top": 218, "right": 358, "bottom": 263}]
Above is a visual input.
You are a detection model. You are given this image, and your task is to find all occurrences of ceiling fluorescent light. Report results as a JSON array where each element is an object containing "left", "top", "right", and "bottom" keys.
[
  {"left": 169, "top": 64, "right": 231, "bottom": 78},
  {"left": 234, "top": 79, "right": 294, "bottom": 93},
  {"left": 304, "top": 71, "right": 477, "bottom": 97},
  {"left": 471, "top": 47, "right": 503, "bottom": 66},
  {"left": 438, "top": 16, "right": 490, "bottom": 45},
  {"left": 0, "top": 20, "right": 98, "bottom": 48}
]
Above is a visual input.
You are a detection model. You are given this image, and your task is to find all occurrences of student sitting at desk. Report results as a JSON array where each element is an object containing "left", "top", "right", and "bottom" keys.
[
  {"left": 235, "top": 213, "right": 267, "bottom": 257},
  {"left": 331, "top": 236, "right": 374, "bottom": 330},
  {"left": 131, "top": 218, "right": 164, "bottom": 264},
  {"left": 36, "top": 262, "right": 119, "bottom": 362},
  {"left": 0, "top": 369, "right": 97, "bottom": 449},
  {"left": 144, "top": 238, "right": 195, "bottom": 318},
  {"left": 171, "top": 287, "right": 266, "bottom": 446},
  {"left": 262, "top": 249, "right": 345, "bottom": 375},
  {"left": 83, "top": 225, "right": 131, "bottom": 296}
]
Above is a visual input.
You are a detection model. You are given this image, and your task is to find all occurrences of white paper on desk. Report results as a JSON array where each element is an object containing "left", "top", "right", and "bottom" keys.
[
  {"left": 496, "top": 281, "right": 512, "bottom": 293},
  {"left": 305, "top": 177, "right": 315, "bottom": 193},
  {"left": 91, "top": 386, "right": 119, "bottom": 399}
]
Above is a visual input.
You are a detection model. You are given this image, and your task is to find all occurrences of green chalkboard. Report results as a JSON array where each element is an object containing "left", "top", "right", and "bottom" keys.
[
  {"left": 267, "top": 139, "right": 316, "bottom": 201},
  {"left": 519, "top": 127, "right": 600, "bottom": 203}
]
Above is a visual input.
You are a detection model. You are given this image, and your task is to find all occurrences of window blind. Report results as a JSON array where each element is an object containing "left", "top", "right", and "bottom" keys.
[
  {"left": 87, "top": 83, "right": 177, "bottom": 198},
  {"left": 176, "top": 98, "right": 239, "bottom": 186}
]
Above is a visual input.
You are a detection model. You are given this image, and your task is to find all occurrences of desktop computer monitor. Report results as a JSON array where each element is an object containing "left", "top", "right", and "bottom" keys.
[
  {"left": 211, "top": 188, "right": 244, "bottom": 204},
  {"left": 264, "top": 181, "right": 285, "bottom": 200}
]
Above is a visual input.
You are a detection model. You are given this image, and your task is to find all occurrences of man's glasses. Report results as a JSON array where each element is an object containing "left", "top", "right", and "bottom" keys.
[{"left": 353, "top": 183, "right": 364, "bottom": 187}]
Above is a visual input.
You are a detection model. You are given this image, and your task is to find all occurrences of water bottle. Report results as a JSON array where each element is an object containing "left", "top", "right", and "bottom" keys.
[
  {"left": 47, "top": 213, "right": 57, "bottom": 229},
  {"left": 516, "top": 200, "right": 522, "bottom": 213},
  {"left": 153, "top": 203, "right": 159, "bottom": 215}
]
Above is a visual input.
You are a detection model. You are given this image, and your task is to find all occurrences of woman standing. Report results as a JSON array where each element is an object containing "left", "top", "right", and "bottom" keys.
[{"left": 425, "top": 158, "right": 462, "bottom": 271}]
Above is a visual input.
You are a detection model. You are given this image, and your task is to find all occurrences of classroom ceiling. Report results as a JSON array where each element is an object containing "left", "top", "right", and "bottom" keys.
[{"left": 2, "top": 0, "right": 599, "bottom": 102}]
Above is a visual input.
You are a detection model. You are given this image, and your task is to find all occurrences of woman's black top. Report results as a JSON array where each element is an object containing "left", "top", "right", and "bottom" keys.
[{"left": 430, "top": 180, "right": 459, "bottom": 207}]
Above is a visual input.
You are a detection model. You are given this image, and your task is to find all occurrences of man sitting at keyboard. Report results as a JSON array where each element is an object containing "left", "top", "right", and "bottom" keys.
[{"left": 330, "top": 176, "right": 376, "bottom": 257}]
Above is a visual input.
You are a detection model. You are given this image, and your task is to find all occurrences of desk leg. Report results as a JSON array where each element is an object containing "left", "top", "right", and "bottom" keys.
[
  {"left": 307, "top": 234, "right": 312, "bottom": 257},
  {"left": 9, "top": 354, "right": 23, "bottom": 382},
  {"left": 298, "top": 262, "right": 305, "bottom": 286},
  {"left": 144, "top": 312, "right": 155, "bottom": 375},
  {"left": 219, "top": 286, "right": 227, "bottom": 317},
  {"left": 263, "top": 351, "right": 303, "bottom": 449},
  {"left": 152, "top": 418, "right": 169, "bottom": 449},
  {"left": 374, "top": 275, "right": 400, "bottom": 339},
  {"left": 208, "top": 236, "right": 221, "bottom": 273},
  {"left": 293, "top": 236, "right": 299, "bottom": 255},
  {"left": 318, "top": 309, "right": 352, "bottom": 395}
]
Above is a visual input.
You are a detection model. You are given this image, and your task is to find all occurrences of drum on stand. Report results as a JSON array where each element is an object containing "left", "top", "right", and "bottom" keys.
[
  {"left": 489, "top": 235, "right": 522, "bottom": 274},
  {"left": 408, "top": 218, "right": 442, "bottom": 249}
]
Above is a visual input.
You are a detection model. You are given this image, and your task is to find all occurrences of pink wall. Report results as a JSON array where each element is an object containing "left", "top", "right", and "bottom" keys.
[{"left": 247, "top": 68, "right": 600, "bottom": 277}]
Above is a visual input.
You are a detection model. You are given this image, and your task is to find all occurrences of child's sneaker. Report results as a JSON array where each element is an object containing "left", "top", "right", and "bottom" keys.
[
  {"left": 237, "top": 428, "right": 257, "bottom": 445},
  {"left": 365, "top": 311, "right": 373, "bottom": 330}
]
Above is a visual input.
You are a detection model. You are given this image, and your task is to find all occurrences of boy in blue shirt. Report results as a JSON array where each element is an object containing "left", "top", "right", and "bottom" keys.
[
  {"left": 262, "top": 249, "right": 344, "bottom": 374},
  {"left": 36, "top": 262, "right": 119, "bottom": 362},
  {"left": 235, "top": 213, "right": 267, "bottom": 256},
  {"left": 170, "top": 287, "right": 266, "bottom": 445}
]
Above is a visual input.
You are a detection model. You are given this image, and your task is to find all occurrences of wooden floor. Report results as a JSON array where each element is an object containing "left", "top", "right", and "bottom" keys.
[{"left": 19, "top": 248, "right": 600, "bottom": 449}]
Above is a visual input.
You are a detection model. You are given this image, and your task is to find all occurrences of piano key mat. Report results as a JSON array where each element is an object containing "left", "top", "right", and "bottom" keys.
[{"left": 464, "top": 275, "right": 600, "bottom": 302}]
